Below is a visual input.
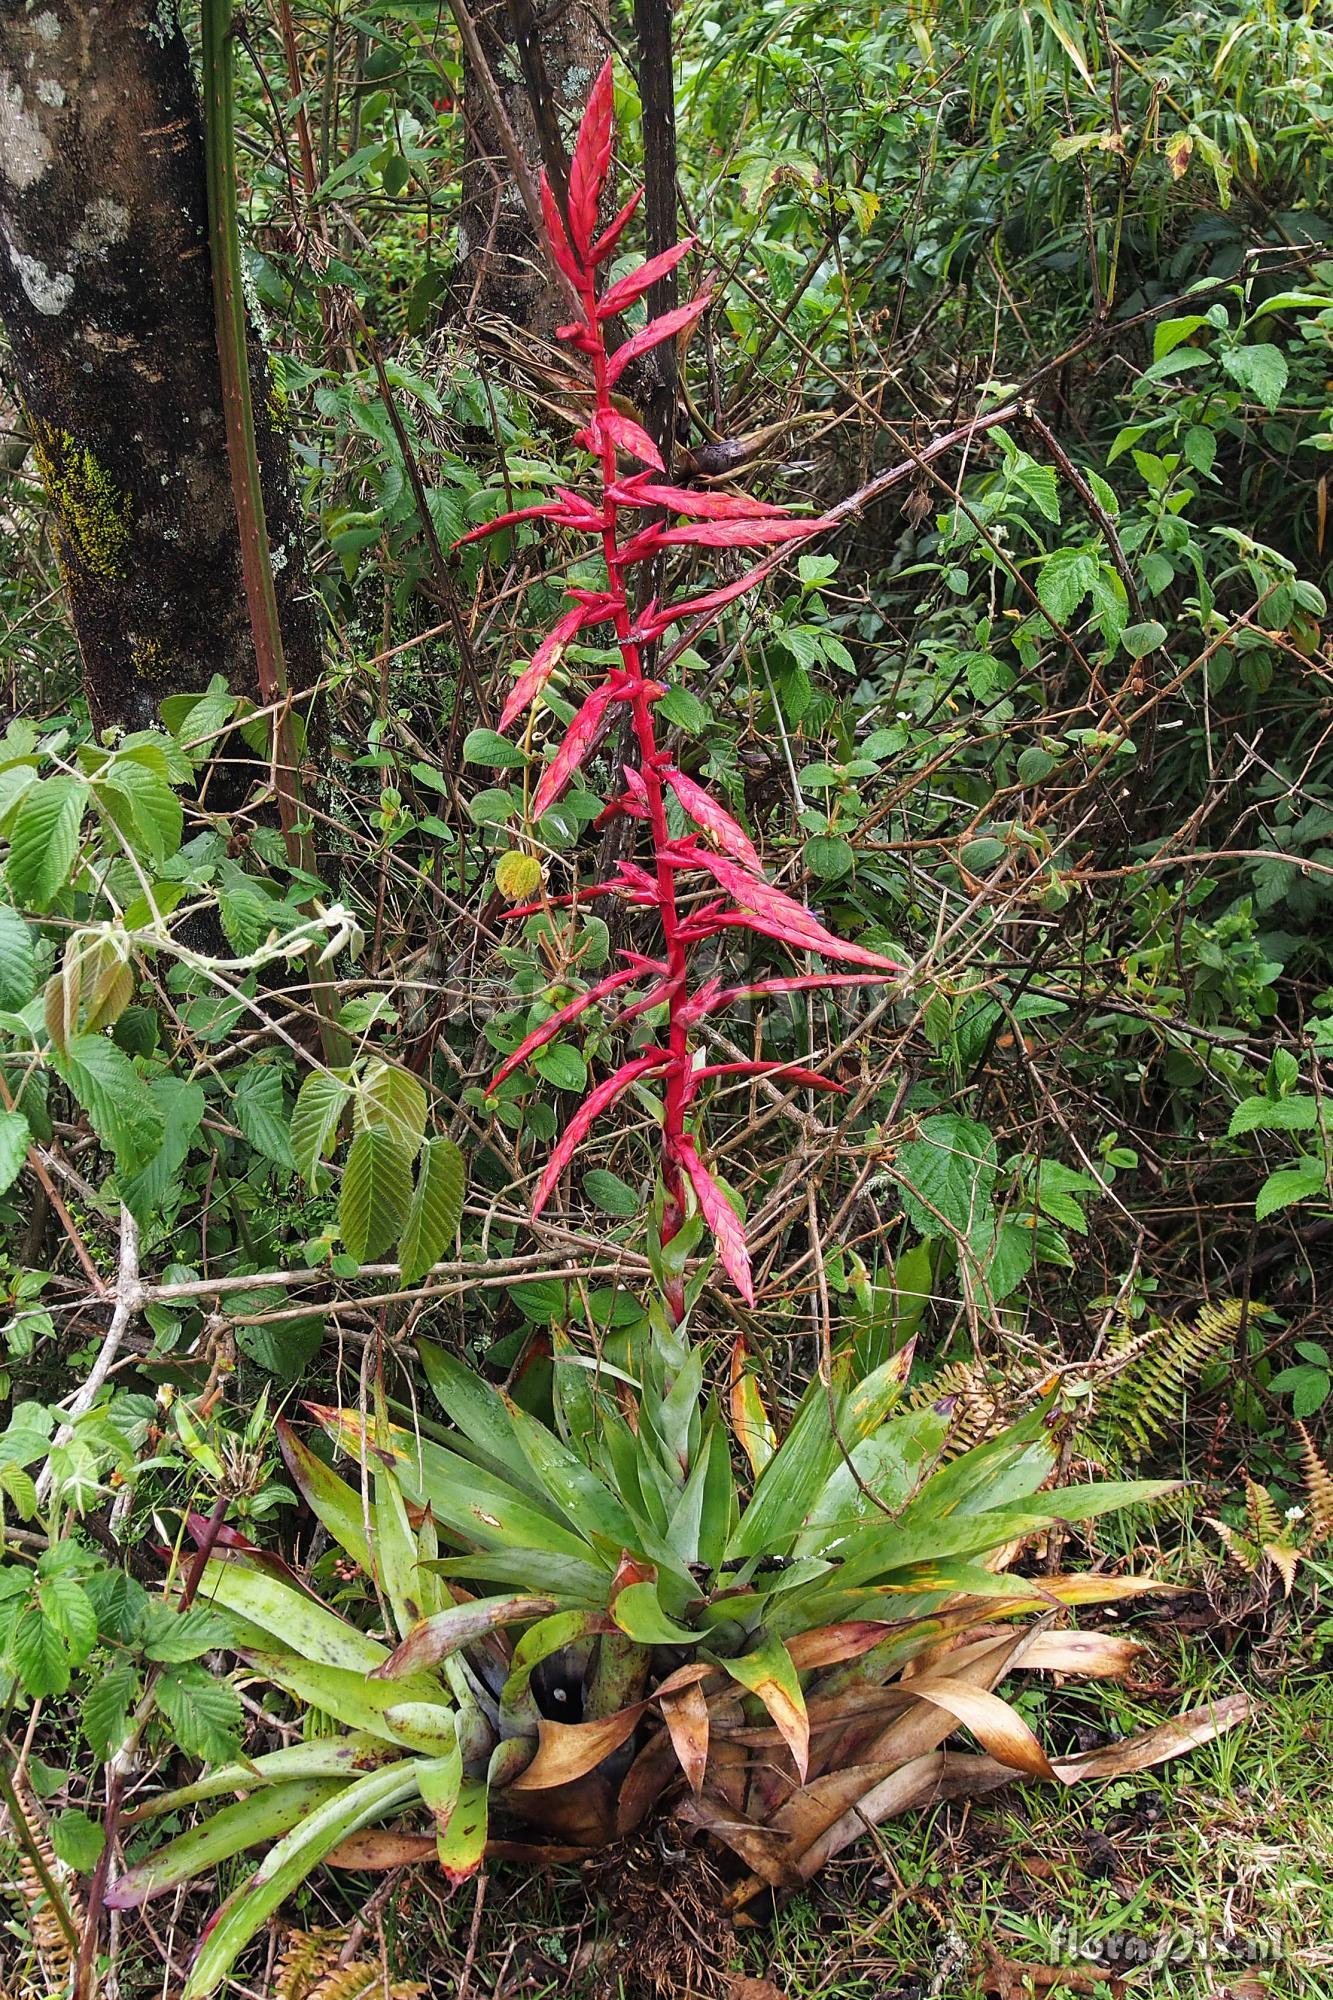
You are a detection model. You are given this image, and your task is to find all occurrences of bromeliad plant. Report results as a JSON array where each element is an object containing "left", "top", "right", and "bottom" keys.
[
  {"left": 111, "top": 1333, "right": 1250, "bottom": 1995},
  {"left": 458, "top": 61, "right": 900, "bottom": 1310}
]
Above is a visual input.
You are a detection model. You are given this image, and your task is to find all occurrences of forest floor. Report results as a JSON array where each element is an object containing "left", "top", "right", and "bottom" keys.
[{"left": 244, "top": 1590, "right": 1330, "bottom": 2000}]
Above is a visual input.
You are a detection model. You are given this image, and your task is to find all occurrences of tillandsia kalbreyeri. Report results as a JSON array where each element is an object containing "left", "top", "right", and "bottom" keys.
[{"left": 457, "top": 61, "right": 902, "bottom": 1314}]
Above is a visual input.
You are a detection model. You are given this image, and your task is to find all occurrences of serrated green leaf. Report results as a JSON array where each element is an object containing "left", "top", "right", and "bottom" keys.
[
  {"left": 51, "top": 1808, "right": 105, "bottom": 1873},
  {"left": 119, "top": 1077, "right": 205, "bottom": 1223},
  {"left": 893, "top": 1114, "right": 997, "bottom": 1239},
  {"left": 1037, "top": 546, "right": 1097, "bottom": 626},
  {"left": 80, "top": 1656, "right": 139, "bottom": 1752},
  {"left": 7, "top": 776, "right": 86, "bottom": 909},
  {"left": 356, "top": 1060, "right": 428, "bottom": 1154},
  {"left": 291, "top": 1069, "right": 352, "bottom": 1184},
  {"left": 52, "top": 1033, "right": 165, "bottom": 1174},
  {"left": 0, "top": 1109, "right": 28, "bottom": 1198},
  {"left": 1220, "top": 342, "right": 1288, "bottom": 412},
  {"left": 11, "top": 1604, "right": 69, "bottom": 1696},
  {"left": 140, "top": 1604, "right": 233, "bottom": 1665},
  {"left": 1256, "top": 1161, "right": 1327, "bottom": 1221},
  {"left": 0, "top": 905, "right": 36, "bottom": 1008},
  {"left": 233, "top": 1063, "right": 296, "bottom": 1169},
  {"left": 1230, "top": 1095, "right": 1320, "bottom": 1137},
  {"left": 399, "top": 1137, "right": 465, "bottom": 1285},
  {"left": 153, "top": 1662, "right": 243, "bottom": 1763},
  {"left": 102, "top": 756, "right": 183, "bottom": 865},
  {"left": 40, "top": 1573, "right": 96, "bottom": 1662},
  {"left": 340, "top": 1127, "right": 414, "bottom": 1262}
]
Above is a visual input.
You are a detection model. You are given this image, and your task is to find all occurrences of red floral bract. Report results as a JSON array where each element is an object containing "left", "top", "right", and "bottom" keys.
[{"left": 458, "top": 62, "right": 903, "bottom": 1312}]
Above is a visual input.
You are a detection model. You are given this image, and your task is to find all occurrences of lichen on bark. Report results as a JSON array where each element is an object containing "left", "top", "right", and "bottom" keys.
[{"left": 0, "top": 0, "right": 318, "bottom": 736}]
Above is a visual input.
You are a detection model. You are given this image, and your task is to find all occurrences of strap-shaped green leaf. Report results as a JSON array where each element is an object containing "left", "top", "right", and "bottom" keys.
[
  {"left": 106, "top": 1780, "right": 349, "bottom": 1908},
  {"left": 720, "top": 1629, "right": 809, "bottom": 1781},
  {"left": 181, "top": 1762, "right": 422, "bottom": 1996}
]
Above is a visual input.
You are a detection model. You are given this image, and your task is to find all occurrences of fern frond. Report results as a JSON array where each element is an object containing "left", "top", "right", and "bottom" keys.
[
  {"left": 4, "top": 1778, "right": 83, "bottom": 1991},
  {"left": 274, "top": 1929, "right": 344, "bottom": 2000},
  {"left": 1244, "top": 1472, "right": 1283, "bottom": 1547},
  {"left": 272, "top": 1929, "right": 427, "bottom": 2000},
  {"left": 1262, "top": 1539, "right": 1299, "bottom": 1597},
  {"left": 1206, "top": 1515, "right": 1262, "bottom": 1573},
  {"left": 904, "top": 1359, "right": 1013, "bottom": 1458},
  {"left": 1297, "top": 1424, "right": 1333, "bottom": 1542},
  {"left": 1093, "top": 1298, "right": 1246, "bottom": 1461}
]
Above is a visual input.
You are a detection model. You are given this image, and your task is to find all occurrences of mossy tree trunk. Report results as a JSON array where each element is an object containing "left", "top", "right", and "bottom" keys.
[
  {"left": 0, "top": 0, "right": 318, "bottom": 733},
  {"left": 458, "top": 0, "right": 607, "bottom": 336}
]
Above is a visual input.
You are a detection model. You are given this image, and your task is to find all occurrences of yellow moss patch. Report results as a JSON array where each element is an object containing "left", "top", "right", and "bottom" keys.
[{"left": 31, "top": 424, "right": 132, "bottom": 582}]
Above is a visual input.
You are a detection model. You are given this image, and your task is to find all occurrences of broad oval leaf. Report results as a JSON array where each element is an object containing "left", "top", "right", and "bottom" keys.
[
  {"left": 399, "top": 1137, "right": 466, "bottom": 1284},
  {"left": 339, "top": 1127, "right": 414, "bottom": 1263}
]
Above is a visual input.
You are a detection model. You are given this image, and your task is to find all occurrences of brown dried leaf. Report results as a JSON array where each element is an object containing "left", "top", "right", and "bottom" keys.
[
  {"left": 978, "top": 1944, "right": 1125, "bottom": 1998},
  {"left": 325, "top": 1832, "right": 434, "bottom": 1871},
  {"left": 676, "top": 1795, "right": 795, "bottom": 1885},
  {"left": 661, "top": 1679, "right": 710, "bottom": 1794},
  {"left": 506, "top": 1703, "right": 648, "bottom": 1791}
]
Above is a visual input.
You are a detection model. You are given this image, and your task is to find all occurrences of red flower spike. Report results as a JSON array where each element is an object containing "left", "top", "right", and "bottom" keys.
[
  {"left": 606, "top": 293, "right": 713, "bottom": 387},
  {"left": 490, "top": 966, "right": 643, "bottom": 1093},
  {"left": 653, "top": 517, "right": 835, "bottom": 550},
  {"left": 531, "top": 1055, "right": 665, "bottom": 1219},
  {"left": 684, "top": 1060, "right": 847, "bottom": 1105},
  {"left": 706, "top": 972, "right": 900, "bottom": 1013},
  {"left": 499, "top": 601, "right": 606, "bottom": 733},
  {"left": 615, "top": 522, "right": 671, "bottom": 566},
  {"left": 567, "top": 58, "right": 615, "bottom": 252},
  {"left": 451, "top": 501, "right": 573, "bottom": 549},
  {"left": 629, "top": 556, "right": 787, "bottom": 641},
  {"left": 596, "top": 408, "right": 665, "bottom": 471},
  {"left": 532, "top": 684, "right": 617, "bottom": 817},
  {"left": 596, "top": 239, "right": 697, "bottom": 320},
  {"left": 609, "top": 480, "right": 792, "bottom": 522},
  {"left": 678, "top": 1137, "right": 754, "bottom": 1306},
  {"left": 663, "top": 767, "right": 762, "bottom": 871},
  {"left": 557, "top": 320, "right": 602, "bottom": 355},
  {"left": 539, "top": 172, "right": 582, "bottom": 290},
  {"left": 683, "top": 850, "right": 901, "bottom": 971},
  {"left": 590, "top": 186, "right": 643, "bottom": 264},
  {"left": 481, "top": 76, "right": 902, "bottom": 1315}
]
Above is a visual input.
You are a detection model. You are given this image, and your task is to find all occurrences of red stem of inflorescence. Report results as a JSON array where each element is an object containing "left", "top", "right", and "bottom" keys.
[{"left": 456, "top": 63, "right": 903, "bottom": 1315}]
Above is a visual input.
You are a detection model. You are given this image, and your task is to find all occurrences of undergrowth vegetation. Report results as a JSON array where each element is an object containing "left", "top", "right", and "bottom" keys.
[{"left": 2, "top": 1, "right": 1332, "bottom": 1996}]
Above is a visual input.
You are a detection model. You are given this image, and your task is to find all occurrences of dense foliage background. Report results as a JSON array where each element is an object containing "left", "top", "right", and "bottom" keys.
[{"left": 2, "top": 2, "right": 1332, "bottom": 1995}]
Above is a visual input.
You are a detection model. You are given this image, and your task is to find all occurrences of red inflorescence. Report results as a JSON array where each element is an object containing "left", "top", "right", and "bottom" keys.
[{"left": 456, "top": 60, "right": 902, "bottom": 1312}]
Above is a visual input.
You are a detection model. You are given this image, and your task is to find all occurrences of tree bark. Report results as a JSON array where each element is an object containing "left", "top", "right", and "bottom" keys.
[
  {"left": 630, "top": 0, "right": 679, "bottom": 466},
  {"left": 0, "top": 0, "right": 318, "bottom": 734},
  {"left": 457, "top": 0, "right": 606, "bottom": 335}
]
